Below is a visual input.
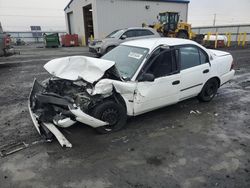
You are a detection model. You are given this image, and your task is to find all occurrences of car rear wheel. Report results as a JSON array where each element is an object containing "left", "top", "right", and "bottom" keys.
[
  {"left": 92, "top": 101, "right": 127, "bottom": 134},
  {"left": 177, "top": 31, "right": 188, "bottom": 39},
  {"left": 198, "top": 78, "right": 219, "bottom": 102}
]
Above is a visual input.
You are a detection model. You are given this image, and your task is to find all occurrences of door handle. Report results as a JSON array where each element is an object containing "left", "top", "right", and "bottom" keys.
[
  {"left": 203, "top": 69, "right": 209, "bottom": 74},
  {"left": 172, "top": 80, "right": 180, "bottom": 85}
]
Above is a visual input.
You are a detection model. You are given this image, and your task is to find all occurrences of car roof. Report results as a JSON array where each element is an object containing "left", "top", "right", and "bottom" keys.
[
  {"left": 121, "top": 37, "right": 201, "bottom": 51},
  {"left": 120, "top": 27, "right": 156, "bottom": 32},
  {"left": 126, "top": 27, "right": 154, "bottom": 30}
]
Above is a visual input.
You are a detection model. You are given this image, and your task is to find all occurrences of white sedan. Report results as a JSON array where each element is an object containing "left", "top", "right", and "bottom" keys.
[{"left": 29, "top": 38, "right": 235, "bottom": 147}]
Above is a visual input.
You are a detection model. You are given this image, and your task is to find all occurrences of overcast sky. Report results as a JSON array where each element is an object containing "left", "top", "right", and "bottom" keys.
[
  {"left": 0, "top": 0, "right": 250, "bottom": 31},
  {"left": 188, "top": 0, "right": 250, "bottom": 26},
  {"left": 0, "top": 0, "right": 69, "bottom": 31}
]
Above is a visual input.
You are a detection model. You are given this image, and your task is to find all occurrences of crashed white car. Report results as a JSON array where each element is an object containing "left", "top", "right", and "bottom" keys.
[{"left": 29, "top": 38, "right": 235, "bottom": 147}]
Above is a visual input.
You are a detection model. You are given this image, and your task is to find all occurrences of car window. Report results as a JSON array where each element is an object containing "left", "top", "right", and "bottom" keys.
[
  {"left": 199, "top": 49, "right": 209, "bottom": 64},
  {"left": 106, "top": 29, "right": 125, "bottom": 38},
  {"left": 146, "top": 50, "right": 176, "bottom": 78},
  {"left": 136, "top": 29, "right": 154, "bottom": 36},
  {"left": 179, "top": 46, "right": 200, "bottom": 70},
  {"left": 123, "top": 30, "right": 137, "bottom": 38}
]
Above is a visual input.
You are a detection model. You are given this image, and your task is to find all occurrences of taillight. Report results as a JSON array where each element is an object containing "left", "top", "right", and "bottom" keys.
[{"left": 230, "top": 60, "right": 234, "bottom": 71}]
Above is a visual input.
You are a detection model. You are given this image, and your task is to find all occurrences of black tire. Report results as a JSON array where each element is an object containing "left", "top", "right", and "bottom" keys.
[
  {"left": 198, "top": 78, "right": 219, "bottom": 102},
  {"left": 177, "top": 31, "right": 188, "bottom": 39},
  {"left": 92, "top": 101, "right": 127, "bottom": 134},
  {"left": 106, "top": 46, "right": 115, "bottom": 53}
]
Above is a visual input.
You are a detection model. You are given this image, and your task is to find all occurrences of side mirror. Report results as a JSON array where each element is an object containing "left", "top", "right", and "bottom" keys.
[
  {"left": 138, "top": 73, "right": 155, "bottom": 82},
  {"left": 120, "top": 35, "right": 127, "bottom": 40}
]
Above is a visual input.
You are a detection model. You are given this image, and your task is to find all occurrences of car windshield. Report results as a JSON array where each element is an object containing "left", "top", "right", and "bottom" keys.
[
  {"left": 105, "top": 29, "right": 125, "bottom": 38},
  {"left": 101, "top": 45, "right": 149, "bottom": 80}
]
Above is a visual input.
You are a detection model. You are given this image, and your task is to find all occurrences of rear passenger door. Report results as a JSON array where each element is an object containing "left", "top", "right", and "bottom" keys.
[{"left": 177, "top": 45, "right": 211, "bottom": 100}]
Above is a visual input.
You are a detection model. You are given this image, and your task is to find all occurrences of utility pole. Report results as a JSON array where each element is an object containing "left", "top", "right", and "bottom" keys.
[{"left": 213, "top": 13, "right": 217, "bottom": 26}]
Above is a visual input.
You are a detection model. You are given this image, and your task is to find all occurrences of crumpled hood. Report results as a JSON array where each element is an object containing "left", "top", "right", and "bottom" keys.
[{"left": 44, "top": 56, "right": 115, "bottom": 83}]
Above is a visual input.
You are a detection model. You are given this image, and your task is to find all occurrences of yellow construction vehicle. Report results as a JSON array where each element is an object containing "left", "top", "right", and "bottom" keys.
[{"left": 143, "top": 12, "right": 203, "bottom": 43}]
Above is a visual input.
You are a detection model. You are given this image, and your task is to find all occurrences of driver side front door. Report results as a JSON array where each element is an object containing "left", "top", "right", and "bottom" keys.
[{"left": 133, "top": 48, "right": 180, "bottom": 115}]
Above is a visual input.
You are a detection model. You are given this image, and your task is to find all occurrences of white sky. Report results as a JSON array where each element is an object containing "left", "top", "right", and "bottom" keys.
[
  {"left": 0, "top": 0, "right": 69, "bottom": 31},
  {"left": 0, "top": 0, "right": 250, "bottom": 31},
  {"left": 188, "top": 0, "right": 250, "bottom": 26}
]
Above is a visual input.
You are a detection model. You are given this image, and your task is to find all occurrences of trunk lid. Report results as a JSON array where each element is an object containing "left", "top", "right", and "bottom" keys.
[{"left": 209, "top": 49, "right": 230, "bottom": 57}]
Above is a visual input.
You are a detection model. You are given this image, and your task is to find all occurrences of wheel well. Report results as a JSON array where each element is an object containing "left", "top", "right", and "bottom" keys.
[
  {"left": 208, "top": 77, "right": 221, "bottom": 88},
  {"left": 106, "top": 45, "right": 116, "bottom": 53},
  {"left": 114, "top": 93, "right": 127, "bottom": 110},
  {"left": 104, "top": 91, "right": 127, "bottom": 111}
]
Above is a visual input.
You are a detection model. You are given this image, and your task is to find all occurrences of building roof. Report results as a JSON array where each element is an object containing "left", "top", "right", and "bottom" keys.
[
  {"left": 64, "top": 0, "right": 73, "bottom": 11},
  {"left": 64, "top": 0, "right": 189, "bottom": 11}
]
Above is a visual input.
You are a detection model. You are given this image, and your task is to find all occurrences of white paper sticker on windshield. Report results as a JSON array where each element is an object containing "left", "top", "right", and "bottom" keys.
[{"left": 128, "top": 52, "right": 143, "bottom": 60}]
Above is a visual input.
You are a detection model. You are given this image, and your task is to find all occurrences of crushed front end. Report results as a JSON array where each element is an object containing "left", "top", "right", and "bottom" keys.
[{"left": 28, "top": 78, "right": 109, "bottom": 147}]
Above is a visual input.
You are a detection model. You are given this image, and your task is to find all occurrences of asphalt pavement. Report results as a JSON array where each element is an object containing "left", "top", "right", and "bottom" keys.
[{"left": 0, "top": 45, "right": 249, "bottom": 188}]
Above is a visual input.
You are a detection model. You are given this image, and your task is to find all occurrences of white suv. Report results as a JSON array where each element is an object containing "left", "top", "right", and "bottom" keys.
[{"left": 89, "top": 27, "right": 160, "bottom": 56}]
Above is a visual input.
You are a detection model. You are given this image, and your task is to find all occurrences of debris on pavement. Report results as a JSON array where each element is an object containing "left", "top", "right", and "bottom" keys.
[
  {"left": 0, "top": 139, "right": 48, "bottom": 157},
  {"left": 111, "top": 136, "right": 128, "bottom": 143},
  {"left": 0, "top": 142, "right": 28, "bottom": 157},
  {"left": 190, "top": 110, "right": 202, "bottom": 114},
  {"left": 123, "top": 139, "right": 129, "bottom": 143},
  {"left": 128, "top": 148, "right": 135, "bottom": 152}
]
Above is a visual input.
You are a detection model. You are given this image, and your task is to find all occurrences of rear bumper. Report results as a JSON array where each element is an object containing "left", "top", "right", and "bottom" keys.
[
  {"left": 220, "top": 69, "right": 235, "bottom": 86},
  {"left": 28, "top": 79, "right": 108, "bottom": 147}
]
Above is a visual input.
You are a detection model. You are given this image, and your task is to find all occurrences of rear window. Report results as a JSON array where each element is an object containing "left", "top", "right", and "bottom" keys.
[
  {"left": 124, "top": 30, "right": 137, "bottom": 38},
  {"left": 136, "top": 29, "right": 154, "bottom": 36},
  {"left": 180, "top": 46, "right": 200, "bottom": 70}
]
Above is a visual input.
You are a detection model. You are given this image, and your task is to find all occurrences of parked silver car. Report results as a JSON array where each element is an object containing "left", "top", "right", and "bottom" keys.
[{"left": 89, "top": 27, "right": 160, "bottom": 56}]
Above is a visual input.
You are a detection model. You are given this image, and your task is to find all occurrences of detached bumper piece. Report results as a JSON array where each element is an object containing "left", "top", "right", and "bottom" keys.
[
  {"left": 28, "top": 79, "right": 108, "bottom": 148},
  {"left": 69, "top": 106, "right": 108, "bottom": 128}
]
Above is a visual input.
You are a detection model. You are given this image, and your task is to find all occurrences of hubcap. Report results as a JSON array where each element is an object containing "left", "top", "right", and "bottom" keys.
[
  {"left": 205, "top": 82, "right": 216, "bottom": 98},
  {"left": 101, "top": 108, "right": 119, "bottom": 126}
]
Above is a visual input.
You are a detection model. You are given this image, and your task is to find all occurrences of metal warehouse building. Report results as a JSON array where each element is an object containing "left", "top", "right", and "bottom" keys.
[{"left": 64, "top": 0, "right": 189, "bottom": 45}]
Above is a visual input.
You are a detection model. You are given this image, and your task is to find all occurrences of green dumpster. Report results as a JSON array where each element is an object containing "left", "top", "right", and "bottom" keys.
[{"left": 44, "top": 33, "right": 60, "bottom": 48}]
